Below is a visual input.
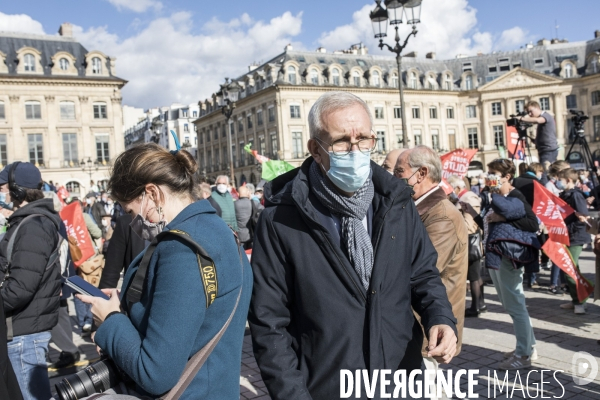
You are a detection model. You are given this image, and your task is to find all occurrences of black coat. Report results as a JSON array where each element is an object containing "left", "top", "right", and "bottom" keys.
[
  {"left": 512, "top": 173, "right": 539, "bottom": 207},
  {"left": 0, "top": 199, "right": 62, "bottom": 337},
  {"left": 560, "top": 188, "right": 592, "bottom": 246},
  {"left": 0, "top": 295, "right": 22, "bottom": 400},
  {"left": 99, "top": 214, "right": 146, "bottom": 289},
  {"left": 249, "top": 158, "right": 456, "bottom": 400}
]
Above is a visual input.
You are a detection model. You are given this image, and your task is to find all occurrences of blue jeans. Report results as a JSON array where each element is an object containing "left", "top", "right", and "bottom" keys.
[
  {"left": 74, "top": 295, "right": 92, "bottom": 328},
  {"left": 489, "top": 257, "right": 536, "bottom": 357},
  {"left": 7, "top": 331, "right": 52, "bottom": 400},
  {"left": 550, "top": 263, "right": 561, "bottom": 287}
]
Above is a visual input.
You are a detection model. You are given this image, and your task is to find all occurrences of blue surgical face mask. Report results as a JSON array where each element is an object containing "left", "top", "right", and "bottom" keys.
[
  {"left": 555, "top": 180, "right": 566, "bottom": 190},
  {"left": 318, "top": 146, "right": 371, "bottom": 193},
  {"left": 0, "top": 192, "right": 12, "bottom": 209}
]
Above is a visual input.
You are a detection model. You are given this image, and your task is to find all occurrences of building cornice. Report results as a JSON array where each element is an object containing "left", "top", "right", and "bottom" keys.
[{"left": 0, "top": 75, "right": 127, "bottom": 88}]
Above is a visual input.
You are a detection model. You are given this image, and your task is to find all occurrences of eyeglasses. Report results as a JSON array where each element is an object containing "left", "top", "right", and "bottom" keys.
[{"left": 314, "top": 135, "right": 377, "bottom": 156}]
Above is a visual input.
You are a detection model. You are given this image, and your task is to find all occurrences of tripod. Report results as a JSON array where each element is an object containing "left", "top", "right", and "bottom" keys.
[
  {"left": 511, "top": 134, "right": 534, "bottom": 163},
  {"left": 565, "top": 129, "right": 600, "bottom": 188}
]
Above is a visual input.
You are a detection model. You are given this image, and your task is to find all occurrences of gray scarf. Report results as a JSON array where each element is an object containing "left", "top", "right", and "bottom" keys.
[{"left": 309, "top": 161, "right": 374, "bottom": 289}]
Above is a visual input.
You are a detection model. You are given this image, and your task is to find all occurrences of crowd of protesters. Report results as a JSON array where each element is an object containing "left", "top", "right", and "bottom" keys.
[{"left": 0, "top": 91, "right": 597, "bottom": 399}]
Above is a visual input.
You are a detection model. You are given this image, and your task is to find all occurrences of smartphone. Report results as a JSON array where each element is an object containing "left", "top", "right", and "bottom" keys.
[{"left": 65, "top": 276, "right": 110, "bottom": 300}]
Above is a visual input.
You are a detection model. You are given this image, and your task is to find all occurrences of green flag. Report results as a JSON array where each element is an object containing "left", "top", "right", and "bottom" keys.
[{"left": 261, "top": 160, "right": 296, "bottom": 181}]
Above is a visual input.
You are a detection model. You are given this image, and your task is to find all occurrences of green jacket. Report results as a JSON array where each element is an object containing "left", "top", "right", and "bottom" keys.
[{"left": 210, "top": 190, "right": 238, "bottom": 231}]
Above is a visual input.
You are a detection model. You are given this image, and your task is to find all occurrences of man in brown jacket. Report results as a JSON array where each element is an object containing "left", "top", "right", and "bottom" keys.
[{"left": 394, "top": 145, "right": 468, "bottom": 397}]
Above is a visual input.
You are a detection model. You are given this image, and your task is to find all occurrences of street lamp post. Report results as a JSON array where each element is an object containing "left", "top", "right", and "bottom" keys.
[
  {"left": 80, "top": 157, "right": 99, "bottom": 187},
  {"left": 217, "top": 78, "right": 241, "bottom": 185},
  {"left": 370, "top": 0, "right": 422, "bottom": 149}
]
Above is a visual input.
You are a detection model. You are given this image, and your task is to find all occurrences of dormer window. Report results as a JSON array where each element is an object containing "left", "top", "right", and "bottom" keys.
[
  {"left": 372, "top": 71, "right": 380, "bottom": 87},
  {"left": 409, "top": 72, "right": 417, "bottom": 89},
  {"left": 332, "top": 68, "right": 340, "bottom": 86},
  {"left": 353, "top": 71, "right": 361, "bottom": 86},
  {"left": 465, "top": 75, "right": 473, "bottom": 90},
  {"left": 444, "top": 74, "right": 452, "bottom": 90},
  {"left": 59, "top": 58, "right": 70, "bottom": 71},
  {"left": 92, "top": 57, "right": 102, "bottom": 74},
  {"left": 310, "top": 68, "right": 319, "bottom": 85},
  {"left": 24, "top": 54, "right": 36, "bottom": 72},
  {"left": 564, "top": 63, "right": 573, "bottom": 78},
  {"left": 390, "top": 73, "right": 398, "bottom": 88},
  {"left": 287, "top": 66, "right": 297, "bottom": 84}
]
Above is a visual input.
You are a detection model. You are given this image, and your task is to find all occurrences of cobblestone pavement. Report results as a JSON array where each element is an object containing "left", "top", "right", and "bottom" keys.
[{"left": 49, "top": 249, "right": 600, "bottom": 399}]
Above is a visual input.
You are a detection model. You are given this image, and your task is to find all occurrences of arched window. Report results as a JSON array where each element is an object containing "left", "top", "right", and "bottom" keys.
[
  {"left": 59, "top": 58, "right": 70, "bottom": 71},
  {"left": 591, "top": 59, "right": 599, "bottom": 74},
  {"left": 24, "top": 54, "right": 35, "bottom": 72},
  {"left": 390, "top": 73, "right": 398, "bottom": 88},
  {"left": 353, "top": 71, "right": 361, "bottom": 86},
  {"left": 372, "top": 71, "right": 380, "bottom": 87},
  {"left": 465, "top": 75, "right": 473, "bottom": 90},
  {"left": 92, "top": 57, "right": 102, "bottom": 74},
  {"left": 427, "top": 75, "right": 436, "bottom": 89},
  {"left": 445, "top": 74, "right": 452, "bottom": 90},
  {"left": 287, "top": 66, "right": 297, "bottom": 84},
  {"left": 310, "top": 69, "right": 319, "bottom": 85},
  {"left": 332, "top": 68, "right": 340, "bottom": 86},
  {"left": 564, "top": 63, "right": 573, "bottom": 78},
  {"left": 65, "top": 181, "right": 80, "bottom": 195},
  {"left": 409, "top": 72, "right": 417, "bottom": 89}
]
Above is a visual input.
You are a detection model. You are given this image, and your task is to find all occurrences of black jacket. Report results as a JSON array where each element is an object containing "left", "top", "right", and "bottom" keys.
[
  {"left": 86, "top": 201, "right": 105, "bottom": 228},
  {"left": 560, "top": 188, "right": 591, "bottom": 246},
  {"left": 0, "top": 295, "right": 22, "bottom": 400},
  {"left": 0, "top": 199, "right": 62, "bottom": 337},
  {"left": 512, "top": 173, "right": 539, "bottom": 207},
  {"left": 248, "top": 158, "right": 456, "bottom": 400},
  {"left": 99, "top": 214, "right": 146, "bottom": 290}
]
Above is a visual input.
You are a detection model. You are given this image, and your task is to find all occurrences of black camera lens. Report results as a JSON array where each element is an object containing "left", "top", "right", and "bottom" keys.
[{"left": 55, "top": 359, "right": 121, "bottom": 400}]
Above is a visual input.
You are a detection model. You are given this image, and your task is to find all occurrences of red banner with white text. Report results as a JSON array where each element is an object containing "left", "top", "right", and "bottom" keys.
[
  {"left": 440, "top": 149, "right": 478, "bottom": 180},
  {"left": 532, "top": 181, "right": 575, "bottom": 245},
  {"left": 507, "top": 125, "right": 525, "bottom": 160},
  {"left": 59, "top": 202, "right": 95, "bottom": 267},
  {"left": 542, "top": 240, "right": 594, "bottom": 302}
]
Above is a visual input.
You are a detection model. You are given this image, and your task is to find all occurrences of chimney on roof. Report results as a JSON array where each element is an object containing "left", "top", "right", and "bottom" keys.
[
  {"left": 537, "top": 38, "right": 550, "bottom": 46},
  {"left": 316, "top": 47, "right": 327, "bottom": 53},
  {"left": 58, "top": 23, "right": 73, "bottom": 37},
  {"left": 477, "top": 52, "right": 483, "bottom": 56},
  {"left": 284, "top": 44, "right": 293, "bottom": 52},
  {"left": 405, "top": 51, "right": 417, "bottom": 58},
  {"left": 595, "top": 30, "right": 600, "bottom": 38},
  {"left": 426, "top": 52, "right": 436, "bottom": 59}
]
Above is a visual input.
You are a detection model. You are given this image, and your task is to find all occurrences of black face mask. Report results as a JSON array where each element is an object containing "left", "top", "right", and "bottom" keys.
[
  {"left": 129, "top": 194, "right": 165, "bottom": 242},
  {"left": 400, "top": 169, "right": 419, "bottom": 191}
]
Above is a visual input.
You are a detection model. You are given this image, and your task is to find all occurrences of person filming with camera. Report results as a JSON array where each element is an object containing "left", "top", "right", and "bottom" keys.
[
  {"left": 62, "top": 143, "right": 252, "bottom": 400},
  {"left": 519, "top": 101, "right": 558, "bottom": 164}
]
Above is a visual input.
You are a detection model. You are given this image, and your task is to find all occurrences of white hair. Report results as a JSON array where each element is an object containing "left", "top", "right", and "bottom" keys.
[
  {"left": 447, "top": 175, "right": 466, "bottom": 189},
  {"left": 246, "top": 183, "right": 255, "bottom": 195},
  {"left": 405, "top": 145, "right": 443, "bottom": 184},
  {"left": 215, "top": 175, "right": 229, "bottom": 184},
  {"left": 308, "top": 91, "right": 373, "bottom": 139}
]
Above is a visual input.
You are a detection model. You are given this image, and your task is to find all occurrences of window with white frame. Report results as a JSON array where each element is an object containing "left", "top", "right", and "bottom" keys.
[
  {"left": 566, "top": 95, "right": 577, "bottom": 109},
  {"left": 491, "top": 102, "right": 502, "bottom": 116},
  {"left": 375, "top": 106, "right": 384, "bottom": 119},
  {"left": 290, "top": 105, "right": 301, "bottom": 119},
  {"left": 353, "top": 71, "right": 361, "bottom": 86},
  {"left": 395, "top": 130, "right": 403, "bottom": 149},
  {"left": 376, "top": 130, "right": 386, "bottom": 152},
  {"left": 59, "top": 58, "right": 70, "bottom": 71},
  {"left": 93, "top": 102, "right": 107, "bottom": 119},
  {"left": 311, "top": 69, "right": 319, "bottom": 85},
  {"left": 259, "top": 136, "right": 266, "bottom": 155},
  {"left": 493, "top": 125, "right": 505, "bottom": 148},
  {"left": 238, "top": 118, "right": 243, "bottom": 133},
  {"left": 184, "top": 124, "right": 189, "bottom": 132},
  {"left": 268, "top": 106, "right": 275, "bottom": 122},
  {"left": 270, "top": 132, "right": 278, "bottom": 156},
  {"left": 394, "top": 106, "right": 401, "bottom": 119},
  {"left": 447, "top": 107, "right": 455, "bottom": 119},
  {"left": 448, "top": 129, "right": 456, "bottom": 150},
  {"left": 25, "top": 101, "right": 41, "bottom": 119},
  {"left": 96, "top": 134, "right": 110, "bottom": 163},
  {"left": 429, "top": 106, "right": 438, "bottom": 119},
  {"left": 332, "top": 68, "right": 340, "bottom": 86},
  {"left": 292, "top": 131, "right": 303, "bottom": 158},
  {"left": 466, "top": 105, "right": 477, "bottom": 119},
  {"left": 0, "top": 134, "right": 7, "bottom": 167},
  {"left": 92, "top": 57, "right": 102, "bottom": 74},
  {"left": 28, "top": 134, "right": 43, "bottom": 165},
  {"left": 431, "top": 129, "right": 439, "bottom": 150},
  {"left": 409, "top": 72, "right": 417, "bottom": 89},
  {"left": 247, "top": 114, "right": 253, "bottom": 129},
  {"left": 372, "top": 71, "right": 380, "bottom": 87},
  {"left": 257, "top": 110, "right": 263, "bottom": 125},
  {"left": 465, "top": 75, "right": 473, "bottom": 90},
  {"left": 467, "top": 127, "right": 479, "bottom": 149},
  {"left": 0, "top": 102, "right": 4, "bottom": 119},
  {"left": 540, "top": 97, "right": 550, "bottom": 111},
  {"left": 62, "top": 133, "right": 78, "bottom": 166},
  {"left": 288, "top": 66, "right": 297, "bottom": 84},
  {"left": 413, "top": 129, "right": 422, "bottom": 146},
  {"left": 444, "top": 74, "right": 452, "bottom": 90},
  {"left": 24, "top": 54, "right": 36, "bottom": 72},
  {"left": 515, "top": 100, "right": 525, "bottom": 113},
  {"left": 564, "top": 63, "right": 573, "bottom": 78},
  {"left": 60, "top": 101, "right": 76, "bottom": 120},
  {"left": 412, "top": 106, "right": 420, "bottom": 119}
]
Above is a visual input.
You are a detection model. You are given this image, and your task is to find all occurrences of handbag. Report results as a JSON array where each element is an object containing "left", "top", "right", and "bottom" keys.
[
  {"left": 468, "top": 230, "right": 483, "bottom": 264},
  {"left": 77, "top": 254, "right": 105, "bottom": 287}
]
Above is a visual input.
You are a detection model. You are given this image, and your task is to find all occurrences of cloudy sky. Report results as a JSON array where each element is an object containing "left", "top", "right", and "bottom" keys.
[{"left": 1, "top": 0, "right": 598, "bottom": 109}]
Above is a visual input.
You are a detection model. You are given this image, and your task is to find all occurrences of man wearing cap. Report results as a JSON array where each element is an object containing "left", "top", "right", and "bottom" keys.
[{"left": 0, "top": 162, "right": 62, "bottom": 400}]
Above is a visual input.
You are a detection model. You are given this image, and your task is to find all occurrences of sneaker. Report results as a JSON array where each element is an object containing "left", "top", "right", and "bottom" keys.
[
  {"left": 49, "top": 351, "right": 80, "bottom": 369},
  {"left": 548, "top": 286, "right": 561, "bottom": 295},
  {"left": 498, "top": 355, "right": 532, "bottom": 370},
  {"left": 574, "top": 304, "right": 586, "bottom": 314},
  {"left": 503, "top": 347, "right": 538, "bottom": 361},
  {"left": 82, "top": 323, "right": 92, "bottom": 332},
  {"left": 529, "top": 281, "right": 540, "bottom": 289},
  {"left": 560, "top": 302, "right": 575, "bottom": 309}
]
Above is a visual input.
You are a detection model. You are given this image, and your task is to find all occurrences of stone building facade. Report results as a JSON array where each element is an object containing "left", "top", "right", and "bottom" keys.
[
  {"left": 0, "top": 24, "right": 126, "bottom": 197},
  {"left": 194, "top": 33, "right": 600, "bottom": 184}
]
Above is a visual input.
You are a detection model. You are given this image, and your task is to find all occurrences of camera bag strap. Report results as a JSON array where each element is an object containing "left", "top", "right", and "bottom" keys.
[
  {"left": 2, "top": 213, "right": 61, "bottom": 341},
  {"left": 126, "top": 228, "right": 244, "bottom": 400}
]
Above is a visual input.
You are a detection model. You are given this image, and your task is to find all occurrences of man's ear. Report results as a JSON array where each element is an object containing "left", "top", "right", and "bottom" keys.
[
  {"left": 418, "top": 166, "right": 428, "bottom": 183},
  {"left": 308, "top": 138, "right": 322, "bottom": 163}
]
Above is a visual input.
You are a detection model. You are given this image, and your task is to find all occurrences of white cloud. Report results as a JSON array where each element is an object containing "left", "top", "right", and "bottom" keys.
[
  {"left": 0, "top": 12, "right": 46, "bottom": 35},
  {"left": 72, "top": 11, "right": 303, "bottom": 107},
  {"left": 318, "top": 0, "right": 529, "bottom": 59},
  {"left": 106, "top": 0, "right": 162, "bottom": 13}
]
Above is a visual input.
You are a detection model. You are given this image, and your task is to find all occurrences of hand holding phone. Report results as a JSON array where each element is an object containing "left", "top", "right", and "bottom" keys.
[{"left": 65, "top": 276, "right": 110, "bottom": 300}]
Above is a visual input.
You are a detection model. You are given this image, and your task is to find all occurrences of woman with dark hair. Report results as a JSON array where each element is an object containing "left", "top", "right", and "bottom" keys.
[
  {"left": 77, "top": 144, "right": 252, "bottom": 399},
  {"left": 484, "top": 159, "right": 540, "bottom": 371}
]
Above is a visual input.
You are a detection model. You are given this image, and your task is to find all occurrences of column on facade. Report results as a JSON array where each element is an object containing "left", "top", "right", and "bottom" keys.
[
  {"left": 480, "top": 98, "right": 491, "bottom": 150},
  {"left": 552, "top": 92, "right": 565, "bottom": 143},
  {"left": 79, "top": 96, "right": 92, "bottom": 162},
  {"left": 45, "top": 95, "right": 60, "bottom": 169},
  {"left": 9, "top": 95, "right": 22, "bottom": 162}
]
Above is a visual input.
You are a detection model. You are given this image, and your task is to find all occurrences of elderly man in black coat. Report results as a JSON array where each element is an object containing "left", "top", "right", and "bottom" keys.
[{"left": 249, "top": 92, "right": 457, "bottom": 400}]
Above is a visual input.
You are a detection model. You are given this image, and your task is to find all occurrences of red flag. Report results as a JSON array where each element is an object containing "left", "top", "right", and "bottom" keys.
[
  {"left": 440, "top": 178, "right": 454, "bottom": 195},
  {"left": 532, "top": 181, "right": 575, "bottom": 245},
  {"left": 59, "top": 202, "right": 95, "bottom": 267},
  {"left": 440, "top": 149, "right": 478, "bottom": 180},
  {"left": 542, "top": 240, "right": 594, "bottom": 302},
  {"left": 506, "top": 126, "right": 525, "bottom": 160},
  {"left": 56, "top": 186, "right": 69, "bottom": 207}
]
